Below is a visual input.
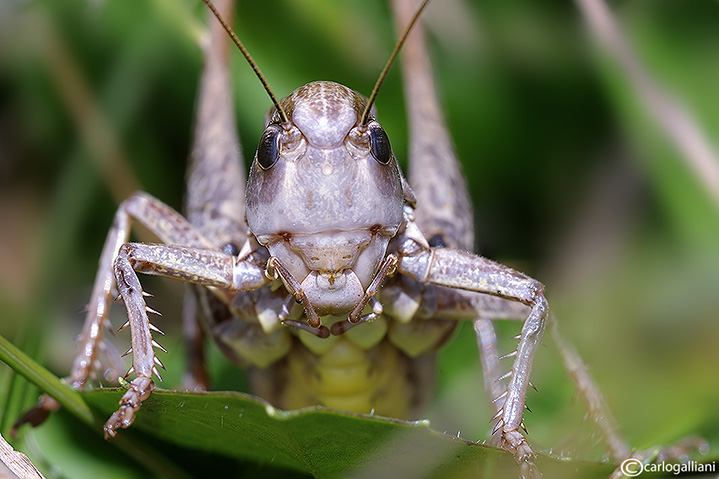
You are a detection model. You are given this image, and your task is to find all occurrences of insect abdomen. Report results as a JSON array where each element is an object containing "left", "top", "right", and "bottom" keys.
[{"left": 249, "top": 336, "right": 436, "bottom": 420}]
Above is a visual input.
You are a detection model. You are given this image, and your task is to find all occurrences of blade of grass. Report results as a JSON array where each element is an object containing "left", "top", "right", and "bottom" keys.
[
  {"left": 0, "top": 334, "right": 92, "bottom": 426},
  {"left": 574, "top": 0, "right": 719, "bottom": 207},
  {"left": 0, "top": 334, "right": 192, "bottom": 479}
]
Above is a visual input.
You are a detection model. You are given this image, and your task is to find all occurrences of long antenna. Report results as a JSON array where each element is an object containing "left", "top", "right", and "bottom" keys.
[
  {"left": 360, "top": 0, "right": 431, "bottom": 125},
  {"left": 202, "top": 0, "right": 289, "bottom": 125}
]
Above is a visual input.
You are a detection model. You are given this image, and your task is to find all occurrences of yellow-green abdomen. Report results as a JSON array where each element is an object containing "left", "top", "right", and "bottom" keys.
[
  {"left": 286, "top": 337, "right": 412, "bottom": 418},
  {"left": 249, "top": 336, "right": 437, "bottom": 420}
]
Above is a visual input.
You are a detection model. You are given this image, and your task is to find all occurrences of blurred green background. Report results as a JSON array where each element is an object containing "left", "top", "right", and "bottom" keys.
[{"left": 1, "top": 0, "right": 718, "bottom": 477}]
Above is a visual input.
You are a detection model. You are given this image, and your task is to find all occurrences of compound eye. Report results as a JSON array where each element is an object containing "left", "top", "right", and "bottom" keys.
[
  {"left": 368, "top": 123, "right": 392, "bottom": 165},
  {"left": 256, "top": 125, "right": 281, "bottom": 170}
]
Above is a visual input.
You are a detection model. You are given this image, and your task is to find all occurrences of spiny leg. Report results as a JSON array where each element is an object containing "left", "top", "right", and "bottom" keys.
[
  {"left": 13, "top": 193, "right": 215, "bottom": 436},
  {"left": 397, "top": 235, "right": 547, "bottom": 472},
  {"left": 39, "top": 189, "right": 258, "bottom": 437},
  {"left": 391, "top": 0, "right": 474, "bottom": 253},
  {"left": 181, "top": 0, "right": 248, "bottom": 397},
  {"left": 391, "top": 0, "right": 538, "bottom": 462},
  {"left": 460, "top": 298, "right": 624, "bottom": 459},
  {"left": 106, "top": 251, "right": 163, "bottom": 438},
  {"left": 71, "top": 192, "right": 213, "bottom": 393},
  {"left": 13, "top": 190, "right": 218, "bottom": 433},
  {"left": 381, "top": 270, "right": 533, "bottom": 443},
  {"left": 391, "top": 0, "right": 516, "bottom": 448},
  {"left": 477, "top": 298, "right": 630, "bottom": 461},
  {"left": 391, "top": 0, "right": 629, "bottom": 471},
  {"left": 105, "top": 241, "right": 268, "bottom": 437},
  {"left": 549, "top": 318, "right": 629, "bottom": 462},
  {"left": 474, "top": 318, "right": 506, "bottom": 422},
  {"left": 388, "top": 240, "right": 631, "bottom": 468}
]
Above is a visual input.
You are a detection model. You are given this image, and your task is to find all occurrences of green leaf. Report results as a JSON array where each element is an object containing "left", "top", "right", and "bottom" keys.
[
  {"left": 0, "top": 334, "right": 195, "bottom": 479},
  {"left": 1, "top": 331, "right": 616, "bottom": 479},
  {"left": 83, "top": 388, "right": 615, "bottom": 479}
]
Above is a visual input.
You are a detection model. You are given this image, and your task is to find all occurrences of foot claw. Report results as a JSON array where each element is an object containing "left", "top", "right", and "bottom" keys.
[
  {"left": 502, "top": 429, "right": 540, "bottom": 478},
  {"left": 104, "top": 376, "right": 154, "bottom": 439}
]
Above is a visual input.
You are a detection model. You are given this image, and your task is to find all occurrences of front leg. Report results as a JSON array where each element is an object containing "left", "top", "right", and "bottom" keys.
[
  {"left": 104, "top": 241, "right": 268, "bottom": 437},
  {"left": 67, "top": 192, "right": 214, "bottom": 393},
  {"left": 397, "top": 229, "right": 547, "bottom": 470},
  {"left": 13, "top": 192, "right": 222, "bottom": 433}
]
